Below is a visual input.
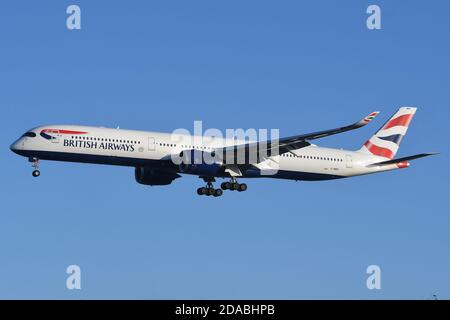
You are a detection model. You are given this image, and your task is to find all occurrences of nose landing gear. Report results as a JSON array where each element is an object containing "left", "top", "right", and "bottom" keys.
[{"left": 29, "top": 157, "right": 40, "bottom": 177}]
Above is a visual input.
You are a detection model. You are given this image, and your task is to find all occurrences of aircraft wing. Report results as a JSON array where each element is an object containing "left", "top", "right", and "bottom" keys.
[{"left": 215, "top": 111, "right": 379, "bottom": 165}]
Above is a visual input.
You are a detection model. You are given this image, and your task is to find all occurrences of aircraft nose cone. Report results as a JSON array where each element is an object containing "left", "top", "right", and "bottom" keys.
[{"left": 10, "top": 141, "right": 19, "bottom": 153}]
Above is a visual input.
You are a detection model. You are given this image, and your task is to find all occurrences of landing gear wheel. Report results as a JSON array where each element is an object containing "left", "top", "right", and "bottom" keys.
[
  {"left": 238, "top": 183, "right": 247, "bottom": 192},
  {"left": 30, "top": 158, "right": 40, "bottom": 177},
  {"left": 221, "top": 182, "right": 232, "bottom": 190},
  {"left": 198, "top": 179, "right": 223, "bottom": 197},
  {"left": 221, "top": 179, "right": 248, "bottom": 193}
]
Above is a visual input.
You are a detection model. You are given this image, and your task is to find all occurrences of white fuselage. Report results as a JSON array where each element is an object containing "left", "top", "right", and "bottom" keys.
[{"left": 10, "top": 125, "right": 403, "bottom": 181}]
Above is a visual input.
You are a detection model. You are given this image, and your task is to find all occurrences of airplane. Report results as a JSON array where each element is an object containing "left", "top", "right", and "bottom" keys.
[{"left": 10, "top": 106, "right": 436, "bottom": 197}]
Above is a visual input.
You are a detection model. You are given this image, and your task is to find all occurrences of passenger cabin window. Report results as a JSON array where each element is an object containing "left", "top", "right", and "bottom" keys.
[{"left": 22, "top": 132, "right": 36, "bottom": 138}]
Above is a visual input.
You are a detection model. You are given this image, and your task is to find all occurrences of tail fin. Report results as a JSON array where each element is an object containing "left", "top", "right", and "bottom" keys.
[{"left": 358, "top": 106, "right": 417, "bottom": 159}]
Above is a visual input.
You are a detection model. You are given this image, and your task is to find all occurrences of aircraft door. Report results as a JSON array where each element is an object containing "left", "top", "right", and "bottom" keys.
[
  {"left": 148, "top": 137, "right": 156, "bottom": 151},
  {"left": 346, "top": 154, "right": 353, "bottom": 168}
]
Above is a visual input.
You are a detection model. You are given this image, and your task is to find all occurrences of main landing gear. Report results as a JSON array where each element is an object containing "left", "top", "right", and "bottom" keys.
[
  {"left": 196, "top": 177, "right": 247, "bottom": 197},
  {"left": 197, "top": 181, "right": 223, "bottom": 197},
  {"left": 29, "top": 157, "right": 40, "bottom": 177},
  {"left": 220, "top": 178, "right": 247, "bottom": 192}
]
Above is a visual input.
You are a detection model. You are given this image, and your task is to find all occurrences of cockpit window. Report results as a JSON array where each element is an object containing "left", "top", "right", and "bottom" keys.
[{"left": 22, "top": 132, "right": 36, "bottom": 138}]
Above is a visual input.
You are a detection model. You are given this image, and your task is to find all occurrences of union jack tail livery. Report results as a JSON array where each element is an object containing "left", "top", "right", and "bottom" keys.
[{"left": 359, "top": 107, "right": 417, "bottom": 159}]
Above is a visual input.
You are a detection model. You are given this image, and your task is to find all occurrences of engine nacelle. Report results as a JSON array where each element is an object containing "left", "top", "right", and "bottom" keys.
[
  {"left": 178, "top": 149, "right": 223, "bottom": 175},
  {"left": 135, "top": 167, "right": 180, "bottom": 186}
]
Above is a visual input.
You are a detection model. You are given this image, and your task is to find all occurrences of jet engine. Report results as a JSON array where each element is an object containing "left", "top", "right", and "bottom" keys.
[{"left": 135, "top": 167, "right": 180, "bottom": 186}]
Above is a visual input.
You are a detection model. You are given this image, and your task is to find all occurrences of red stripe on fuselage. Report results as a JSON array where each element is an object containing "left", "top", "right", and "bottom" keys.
[
  {"left": 383, "top": 114, "right": 413, "bottom": 130},
  {"left": 42, "top": 129, "right": 88, "bottom": 135},
  {"left": 364, "top": 141, "right": 394, "bottom": 159}
]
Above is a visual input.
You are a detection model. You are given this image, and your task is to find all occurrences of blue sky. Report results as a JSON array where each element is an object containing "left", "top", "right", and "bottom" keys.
[{"left": 0, "top": 0, "right": 449, "bottom": 299}]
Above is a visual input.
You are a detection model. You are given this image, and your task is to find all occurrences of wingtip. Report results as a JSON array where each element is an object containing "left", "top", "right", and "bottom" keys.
[{"left": 362, "top": 111, "right": 380, "bottom": 124}]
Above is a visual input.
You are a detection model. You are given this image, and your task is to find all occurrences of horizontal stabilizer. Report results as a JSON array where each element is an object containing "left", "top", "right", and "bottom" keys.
[{"left": 368, "top": 152, "right": 438, "bottom": 167}]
